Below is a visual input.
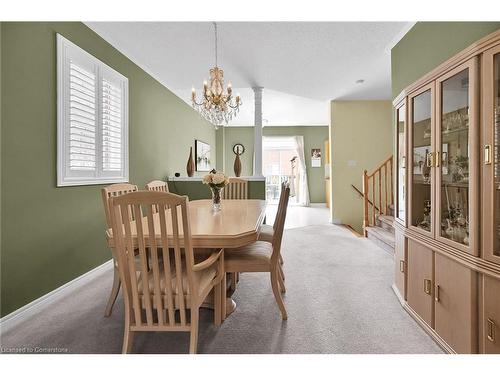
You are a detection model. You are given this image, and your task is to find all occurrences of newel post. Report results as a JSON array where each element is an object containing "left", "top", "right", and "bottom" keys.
[{"left": 362, "top": 170, "right": 369, "bottom": 237}]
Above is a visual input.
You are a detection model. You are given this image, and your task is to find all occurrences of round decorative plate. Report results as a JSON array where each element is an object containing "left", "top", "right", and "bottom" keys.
[{"left": 233, "top": 143, "right": 245, "bottom": 155}]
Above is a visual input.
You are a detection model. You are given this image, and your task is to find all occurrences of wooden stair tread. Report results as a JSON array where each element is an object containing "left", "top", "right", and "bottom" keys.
[{"left": 365, "top": 226, "right": 395, "bottom": 248}]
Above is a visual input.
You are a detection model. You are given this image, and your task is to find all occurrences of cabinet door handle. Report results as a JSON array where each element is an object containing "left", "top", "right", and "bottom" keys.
[
  {"left": 435, "top": 151, "right": 440, "bottom": 167},
  {"left": 426, "top": 152, "right": 433, "bottom": 167},
  {"left": 399, "top": 260, "right": 405, "bottom": 273},
  {"left": 487, "top": 318, "right": 496, "bottom": 342},
  {"left": 484, "top": 145, "right": 492, "bottom": 165},
  {"left": 423, "top": 279, "right": 432, "bottom": 295},
  {"left": 434, "top": 284, "right": 440, "bottom": 302}
]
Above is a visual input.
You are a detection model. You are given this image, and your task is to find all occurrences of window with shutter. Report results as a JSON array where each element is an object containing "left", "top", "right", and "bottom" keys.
[{"left": 57, "top": 34, "right": 128, "bottom": 186}]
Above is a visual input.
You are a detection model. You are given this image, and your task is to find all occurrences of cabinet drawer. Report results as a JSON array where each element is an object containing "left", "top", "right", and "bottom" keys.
[
  {"left": 434, "top": 253, "right": 478, "bottom": 353},
  {"left": 483, "top": 275, "right": 500, "bottom": 353},
  {"left": 407, "top": 239, "right": 434, "bottom": 327}
]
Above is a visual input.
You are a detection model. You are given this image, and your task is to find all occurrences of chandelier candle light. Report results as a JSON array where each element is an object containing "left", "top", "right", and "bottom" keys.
[
  {"left": 191, "top": 22, "right": 242, "bottom": 128},
  {"left": 202, "top": 169, "right": 230, "bottom": 211}
]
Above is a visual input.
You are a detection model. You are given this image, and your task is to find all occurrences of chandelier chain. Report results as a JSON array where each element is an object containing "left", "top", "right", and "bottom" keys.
[{"left": 213, "top": 22, "right": 218, "bottom": 67}]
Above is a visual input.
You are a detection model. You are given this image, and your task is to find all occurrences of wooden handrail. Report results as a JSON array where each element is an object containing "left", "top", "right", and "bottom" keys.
[
  {"left": 362, "top": 155, "right": 394, "bottom": 237},
  {"left": 351, "top": 184, "right": 380, "bottom": 213}
]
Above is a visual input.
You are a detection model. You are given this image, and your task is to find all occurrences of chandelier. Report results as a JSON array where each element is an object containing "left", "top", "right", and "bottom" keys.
[{"left": 191, "top": 22, "right": 242, "bottom": 128}]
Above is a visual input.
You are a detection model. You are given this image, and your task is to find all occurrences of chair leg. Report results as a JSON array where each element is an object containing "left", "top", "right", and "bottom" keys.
[
  {"left": 221, "top": 273, "right": 227, "bottom": 321},
  {"left": 270, "top": 269, "right": 288, "bottom": 320},
  {"left": 189, "top": 308, "right": 200, "bottom": 354},
  {"left": 105, "top": 264, "right": 121, "bottom": 317},
  {"left": 278, "top": 265, "right": 286, "bottom": 294},
  {"left": 122, "top": 309, "right": 134, "bottom": 354},
  {"left": 214, "top": 282, "right": 222, "bottom": 326},
  {"left": 279, "top": 254, "right": 284, "bottom": 266}
]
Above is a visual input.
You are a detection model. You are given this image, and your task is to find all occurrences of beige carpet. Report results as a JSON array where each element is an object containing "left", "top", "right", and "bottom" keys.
[{"left": 0, "top": 224, "right": 443, "bottom": 354}]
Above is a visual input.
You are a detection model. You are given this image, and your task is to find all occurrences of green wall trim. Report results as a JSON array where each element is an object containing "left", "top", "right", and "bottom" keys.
[
  {"left": 0, "top": 22, "right": 215, "bottom": 317},
  {"left": 392, "top": 22, "right": 500, "bottom": 99}
]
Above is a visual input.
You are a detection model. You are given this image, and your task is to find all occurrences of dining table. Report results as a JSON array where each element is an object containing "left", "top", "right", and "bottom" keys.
[{"left": 106, "top": 198, "right": 267, "bottom": 318}]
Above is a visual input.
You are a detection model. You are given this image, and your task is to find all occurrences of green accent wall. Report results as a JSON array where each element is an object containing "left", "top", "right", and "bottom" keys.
[
  {"left": 0, "top": 22, "right": 216, "bottom": 317},
  {"left": 392, "top": 22, "right": 500, "bottom": 99},
  {"left": 217, "top": 126, "right": 329, "bottom": 203},
  {"left": 330, "top": 101, "right": 393, "bottom": 233}
]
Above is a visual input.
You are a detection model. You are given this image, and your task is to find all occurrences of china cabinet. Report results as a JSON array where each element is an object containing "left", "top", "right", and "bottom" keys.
[
  {"left": 482, "top": 44, "right": 500, "bottom": 265},
  {"left": 482, "top": 275, "right": 500, "bottom": 353},
  {"left": 392, "top": 29, "right": 500, "bottom": 354}
]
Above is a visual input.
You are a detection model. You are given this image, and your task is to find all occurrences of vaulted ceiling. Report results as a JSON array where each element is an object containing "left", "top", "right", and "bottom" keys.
[{"left": 86, "top": 22, "right": 413, "bottom": 125}]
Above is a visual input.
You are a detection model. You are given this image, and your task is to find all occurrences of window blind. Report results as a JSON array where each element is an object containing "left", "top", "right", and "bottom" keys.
[
  {"left": 69, "top": 62, "right": 97, "bottom": 171},
  {"left": 102, "top": 78, "right": 122, "bottom": 172},
  {"left": 57, "top": 34, "right": 129, "bottom": 186}
]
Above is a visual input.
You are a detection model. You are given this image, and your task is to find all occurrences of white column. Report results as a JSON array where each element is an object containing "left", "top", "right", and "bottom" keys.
[{"left": 253, "top": 86, "right": 263, "bottom": 177}]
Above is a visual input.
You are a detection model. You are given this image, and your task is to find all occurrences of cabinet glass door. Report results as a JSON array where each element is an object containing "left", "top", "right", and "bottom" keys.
[
  {"left": 483, "top": 46, "right": 500, "bottom": 264},
  {"left": 396, "top": 103, "right": 406, "bottom": 223},
  {"left": 494, "top": 52, "right": 500, "bottom": 259},
  {"left": 410, "top": 88, "right": 433, "bottom": 234},
  {"left": 436, "top": 61, "right": 477, "bottom": 253}
]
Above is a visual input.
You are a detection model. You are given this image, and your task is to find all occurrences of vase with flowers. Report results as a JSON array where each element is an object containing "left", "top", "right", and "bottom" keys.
[{"left": 202, "top": 169, "right": 230, "bottom": 211}]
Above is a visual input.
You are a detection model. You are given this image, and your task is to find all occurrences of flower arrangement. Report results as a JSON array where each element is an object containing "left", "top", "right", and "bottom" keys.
[
  {"left": 202, "top": 169, "right": 230, "bottom": 188},
  {"left": 202, "top": 169, "right": 229, "bottom": 211}
]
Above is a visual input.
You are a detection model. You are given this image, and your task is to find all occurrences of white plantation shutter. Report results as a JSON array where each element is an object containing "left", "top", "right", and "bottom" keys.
[
  {"left": 101, "top": 77, "right": 123, "bottom": 172},
  {"left": 57, "top": 34, "right": 128, "bottom": 186},
  {"left": 69, "top": 62, "right": 97, "bottom": 171}
]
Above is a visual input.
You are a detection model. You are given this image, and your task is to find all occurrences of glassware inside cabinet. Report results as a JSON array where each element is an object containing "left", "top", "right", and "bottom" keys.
[
  {"left": 494, "top": 53, "right": 500, "bottom": 256},
  {"left": 440, "top": 69, "right": 470, "bottom": 245},
  {"left": 411, "top": 89, "right": 432, "bottom": 232},
  {"left": 397, "top": 104, "right": 406, "bottom": 222}
]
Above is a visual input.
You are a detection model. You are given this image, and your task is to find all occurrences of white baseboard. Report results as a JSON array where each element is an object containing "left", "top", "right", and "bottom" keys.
[{"left": 0, "top": 259, "right": 113, "bottom": 335}]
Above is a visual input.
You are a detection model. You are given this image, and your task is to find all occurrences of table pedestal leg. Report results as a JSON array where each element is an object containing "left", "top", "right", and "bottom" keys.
[{"left": 201, "top": 272, "right": 238, "bottom": 319}]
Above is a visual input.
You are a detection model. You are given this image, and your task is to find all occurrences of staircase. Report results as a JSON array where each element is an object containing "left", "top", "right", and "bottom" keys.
[
  {"left": 365, "top": 206, "right": 395, "bottom": 254},
  {"left": 361, "top": 155, "right": 395, "bottom": 253}
]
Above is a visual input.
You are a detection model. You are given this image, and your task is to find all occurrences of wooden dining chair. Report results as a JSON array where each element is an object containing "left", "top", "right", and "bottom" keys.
[
  {"left": 221, "top": 178, "right": 248, "bottom": 290},
  {"left": 109, "top": 191, "right": 224, "bottom": 354},
  {"left": 145, "top": 180, "right": 170, "bottom": 214},
  {"left": 101, "top": 183, "right": 138, "bottom": 317},
  {"left": 222, "top": 177, "right": 248, "bottom": 200},
  {"left": 224, "top": 185, "right": 290, "bottom": 320},
  {"left": 145, "top": 180, "right": 169, "bottom": 193},
  {"left": 258, "top": 182, "right": 288, "bottom": 291}
]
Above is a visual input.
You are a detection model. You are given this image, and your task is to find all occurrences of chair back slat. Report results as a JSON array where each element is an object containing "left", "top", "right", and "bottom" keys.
[
  {"left": 145, "top": 206, "right": 165, "bottom": 325},
  {"left": 133, "top": 203, "right": 154, "bottom": 326},
  {"left": 271, "top": 184, "right": 290, "bottom": 264},
  {"left": 274, "top": 182, "right": 287, "bottom": 230},
  {"left": 170, "top": 204, "right": 187, "bottom": 325},
  {"left": 102, "top": 183, "right": 138, "bottom": 230},
  {"left": 222, "top": 178, "right": 248, "bottom": 199},
  {"left": 116, "top": 203, "right": 142, "bottom": 327},
  {"left": 157, "top": 202, "right": 176, "bottom": 325},
  {"left": 110, "top": 191, "right": 196, "bottom": 330}
]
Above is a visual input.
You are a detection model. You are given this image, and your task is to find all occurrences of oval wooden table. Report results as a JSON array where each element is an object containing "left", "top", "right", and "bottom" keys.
[{"left": 106, "top": 198, "right": 267, "bottom": 318}]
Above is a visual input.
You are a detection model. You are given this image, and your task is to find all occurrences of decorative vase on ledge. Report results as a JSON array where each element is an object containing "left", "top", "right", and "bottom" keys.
[
  {"left": 186, "top": 147, "right": 194, "bottom": 177},
  {"left": 234, "top": 153, "right": 242, "bottom": 177}
]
